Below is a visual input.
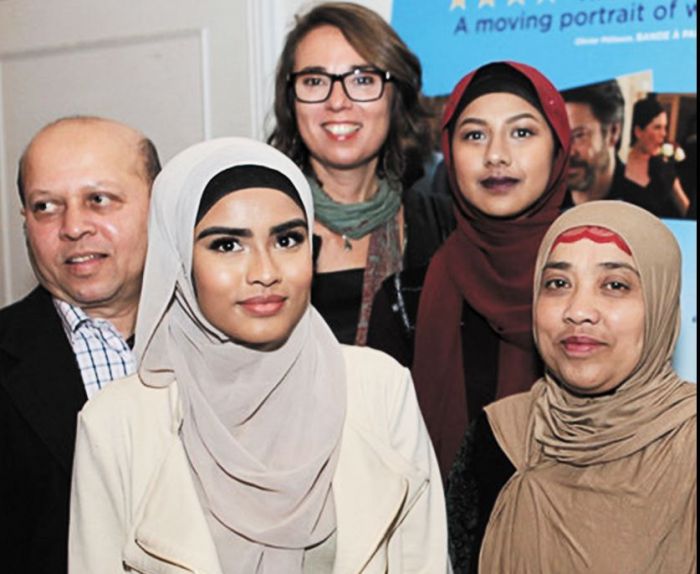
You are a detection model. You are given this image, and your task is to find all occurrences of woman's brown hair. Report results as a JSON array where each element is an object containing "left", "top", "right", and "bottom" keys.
[{"left": 267, "top": 2, "right": 433, "bottom": 187}]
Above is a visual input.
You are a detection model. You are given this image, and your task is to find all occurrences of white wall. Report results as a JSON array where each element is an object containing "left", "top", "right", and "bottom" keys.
[{"left": 0, "top": 0, "right": 392, "bottom": 306}]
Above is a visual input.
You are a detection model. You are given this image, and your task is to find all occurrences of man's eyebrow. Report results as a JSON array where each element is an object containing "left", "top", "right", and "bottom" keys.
[
  {"left": 195, "top": 226, "right": 252, "bottom": 240},
  {"left": 270, "top": 219, "right": 307, "bottom": 235}
]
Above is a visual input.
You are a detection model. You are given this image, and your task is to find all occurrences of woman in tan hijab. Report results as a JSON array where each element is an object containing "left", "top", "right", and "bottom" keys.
[
  {"left": 68, "top": 137, "right": 450, "bottom": 573},
  {"left": 448, "top": 200, "right": 696, "bottom": 573}
]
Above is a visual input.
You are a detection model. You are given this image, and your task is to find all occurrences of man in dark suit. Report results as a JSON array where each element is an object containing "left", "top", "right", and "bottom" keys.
[{"left": 0, "top": 116, "right": 160, "bottom": 573}]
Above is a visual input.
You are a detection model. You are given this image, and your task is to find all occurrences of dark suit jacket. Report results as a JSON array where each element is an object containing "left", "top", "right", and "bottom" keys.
[{"left": 0, "top": 286, "right": 87, "bottom": 574}]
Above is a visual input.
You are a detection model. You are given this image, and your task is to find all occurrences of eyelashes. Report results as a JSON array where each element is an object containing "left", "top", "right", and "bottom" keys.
[
  {"left": 541, "top": 276, "right": 634, "bottom": 294},
  {"left": 208, "top": 237, "right": 241, "bottom": 252},
  {"left": 276, "top": 230, "right": 306, "bottom": 249},
  {"left": 457, "top": 126, "right": 538, "bottom": 142},
  {"left": 206, "top": 230, "right": 307, "bottom": 253}
]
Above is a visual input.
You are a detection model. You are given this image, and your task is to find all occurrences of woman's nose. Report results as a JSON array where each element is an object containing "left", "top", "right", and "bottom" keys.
[
  {"left": 325, "top": 79, "right": 352, "bottom": 111},
  {"left": 485, "top": 133, "right": 512, "bottom": 166},
  {"left": 246, "top": 249, "right": 281, "bottom": 287},
  {"left": 563, "top": 287, "right": 600, "bottom": 325}
]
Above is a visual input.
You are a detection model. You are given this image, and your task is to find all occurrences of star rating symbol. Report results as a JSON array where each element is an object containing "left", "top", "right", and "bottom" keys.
[{"left": 447, "top": 0, "right": 556, "bottom": 9}]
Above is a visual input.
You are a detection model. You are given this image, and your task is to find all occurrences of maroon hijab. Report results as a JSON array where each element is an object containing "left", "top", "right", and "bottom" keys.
[{"left": 412, "top": 61, "right": 571, "bottom": 477}]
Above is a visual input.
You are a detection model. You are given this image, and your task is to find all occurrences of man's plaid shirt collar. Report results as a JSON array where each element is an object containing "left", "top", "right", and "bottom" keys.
[{"left": 53, "top": 297, "right": 135, "bottom": 398}]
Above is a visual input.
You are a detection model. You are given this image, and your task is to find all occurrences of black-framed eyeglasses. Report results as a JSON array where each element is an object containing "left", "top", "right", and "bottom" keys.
[{"left": 288, "top": 68, "right": 392, "bottom": 103}]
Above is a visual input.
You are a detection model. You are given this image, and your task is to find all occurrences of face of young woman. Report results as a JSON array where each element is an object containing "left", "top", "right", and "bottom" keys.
[
  {"left": 534, "top": 239, "right": 645, "bottom": 395},
  {"left": 451, "top": 92, "right": 555, "bottom": 218},
  {"left": 292, "top": 25, "right": 393, "bottom": 174},
  {"left": 192, "top": 188, "right": 312, "bottom": 351},
  {"left": 634, "top": 111, "right": 668, "bottom": 155}
]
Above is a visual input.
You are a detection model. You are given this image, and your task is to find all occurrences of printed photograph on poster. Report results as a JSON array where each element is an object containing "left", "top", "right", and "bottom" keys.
[{"left": 561, "top": 70, "right": 697, "bottom": 220}]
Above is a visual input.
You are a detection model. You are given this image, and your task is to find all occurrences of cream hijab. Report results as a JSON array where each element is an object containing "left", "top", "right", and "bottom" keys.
[
  {"left": 481, "top": 201, "right": 696, "bottom": 573},
  {"left": 134, "top": 138, "right": 346, "bottom": 573}
]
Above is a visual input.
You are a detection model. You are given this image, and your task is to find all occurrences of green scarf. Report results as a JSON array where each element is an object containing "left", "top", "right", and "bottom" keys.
[{"left": 307, "top": 176, "right": 402, "bottom": 240}]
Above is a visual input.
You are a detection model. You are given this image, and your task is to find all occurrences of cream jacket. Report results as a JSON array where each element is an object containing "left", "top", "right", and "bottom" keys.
[{"left": 69, "top": 346, "right": 450, "bottom": 573}]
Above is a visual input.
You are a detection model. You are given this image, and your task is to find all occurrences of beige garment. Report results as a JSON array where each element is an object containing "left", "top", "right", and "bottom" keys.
[
  {"left": 480, "top": 201, "right": 697, "bottom": 573},
  {"left": 69, "top": 346, "right": 451, "bottom": 574},
  {"left": 132, "top": 138, "right": 345, "bottom": 572}
]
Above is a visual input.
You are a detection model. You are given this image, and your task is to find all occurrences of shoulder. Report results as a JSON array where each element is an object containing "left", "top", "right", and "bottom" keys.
[
  {"left": 338, "top": 345, "right": 437, "bottom": 481},
  {"left": 79, "top": 374, "right": 178, "bottom": 435},
  {"left": 0, "top": 287, "right": 52, "bottom": 328},
  {"left": 649, "top": 154, "right": 677, "bottom": 177},
  {"left": 340, "top": 345, "right": 413, "bottom": 428},
  {"left": 403, "top": 156, "right": 451, "bottom": 203},
  {"left": 402, "top": 163, "right": 456, "bottom": 267},
  {"left": 342, "top": 344, "right": 407, "bottom": 374},
  {"left": 402, "top": 186, "right": 454, "bottom": 232},
  {"left": 341, "top": 345, "right": 409, "bottom": 390},
  {"left": 0, "top": 287, "right": 69, "bottom": 364},
  {"left": 669, "top": 382, "right": 697, "bottom": 446},
  {"left": 483, "top": 388, "right": 538, "bottom": 466},
  {"left": 486, "top": 388, "right": 536, "bottom": 416},
  {"left": 484, "top": 390, "right": 536, "bottom": 435}
]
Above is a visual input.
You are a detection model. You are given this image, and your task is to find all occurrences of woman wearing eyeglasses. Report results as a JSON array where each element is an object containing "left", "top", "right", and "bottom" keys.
[{"left": 269, "top": 2, "right": 454, "bottom": 346}]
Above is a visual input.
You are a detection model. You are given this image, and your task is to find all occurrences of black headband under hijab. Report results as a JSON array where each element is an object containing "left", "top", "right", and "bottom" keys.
[
  {"left": 449, "top": 62, "right": 544, "bottom": 136},
  {"left": 196, "top": 164, "right": 305, "bottom": 225}
]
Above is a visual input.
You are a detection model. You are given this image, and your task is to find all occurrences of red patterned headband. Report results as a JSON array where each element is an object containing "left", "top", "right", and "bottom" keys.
[{"left": 551, "top": 225, "right": 632, "bottom": 255}]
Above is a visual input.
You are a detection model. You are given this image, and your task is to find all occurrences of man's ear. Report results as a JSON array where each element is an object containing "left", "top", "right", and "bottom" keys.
[
  {"left": 608, "top": 122, "right": 622, "bottom": 147},
  {"left": 21, "top": 208, "right": 28, "bottom": 240}
]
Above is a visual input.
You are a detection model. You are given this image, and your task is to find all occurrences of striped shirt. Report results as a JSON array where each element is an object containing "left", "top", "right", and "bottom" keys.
[{"left": 54, "top": 299, "right": 136, "bottom": 399}]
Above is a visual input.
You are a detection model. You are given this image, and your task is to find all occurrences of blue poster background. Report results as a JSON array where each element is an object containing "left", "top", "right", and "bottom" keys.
[
  {"left": 392, "top": 0, "right": 697, "bottom": 95},
  {"left": 666, "top": 219, "right": 696, "bottom": 382}
]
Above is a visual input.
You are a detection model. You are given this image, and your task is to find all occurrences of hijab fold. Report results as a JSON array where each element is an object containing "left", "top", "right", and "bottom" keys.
[
  {"left": 134, "top": 138, "right": 346, "bottom": 573},
  {"left": 412, "top": 62, "right": 571, "bottom": 476},
  {"left": 481, "top": 201, "right": 696, "bottom": 573}
]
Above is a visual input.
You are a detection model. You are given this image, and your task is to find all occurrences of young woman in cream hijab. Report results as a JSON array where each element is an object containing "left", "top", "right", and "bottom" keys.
[
  {"left": 449, "top": 200, "right": 695, "bottom": 573},
  {"left": 68, "top": 138, "right": 450, "bottom": 574}
]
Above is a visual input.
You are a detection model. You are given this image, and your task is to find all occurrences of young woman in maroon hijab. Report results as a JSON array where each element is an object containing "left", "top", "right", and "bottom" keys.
[{"left": 411, "top": 61, "right": 571, "bottom": 479}]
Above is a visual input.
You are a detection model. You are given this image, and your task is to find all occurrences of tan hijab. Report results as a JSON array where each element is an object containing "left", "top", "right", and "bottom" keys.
[
  {"left": 481, "top": 201, "right": 696, "bottom": 573},
  {"left": 134, "top": 138, "right": 346, "bottom": 573}
]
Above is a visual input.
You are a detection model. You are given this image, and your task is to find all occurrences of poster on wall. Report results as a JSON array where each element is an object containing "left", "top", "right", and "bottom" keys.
[
  {"left": 392, "top": 0, "right": 697, "bottom": 94},
  {"left": 393, "top": 0, "right": 697, "bottom": 382}
]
